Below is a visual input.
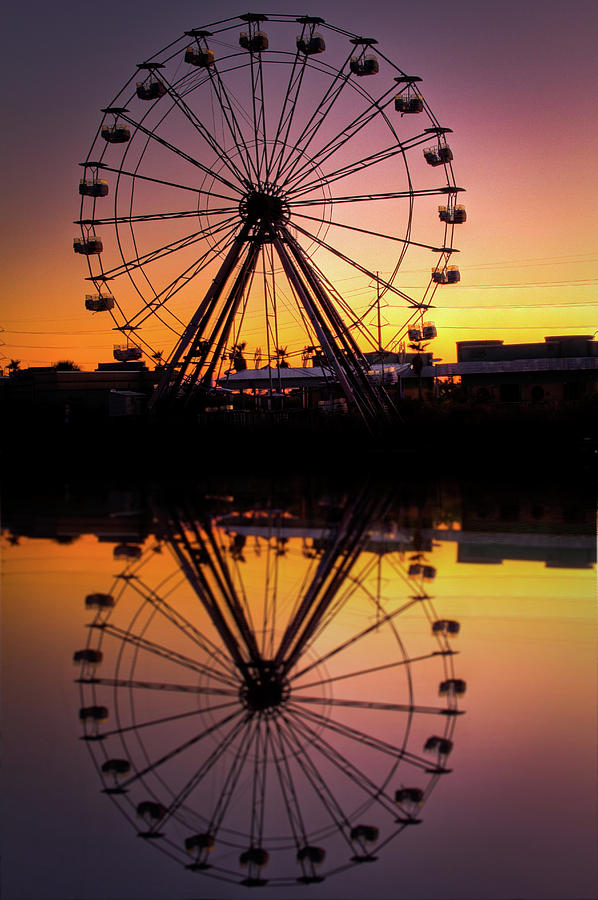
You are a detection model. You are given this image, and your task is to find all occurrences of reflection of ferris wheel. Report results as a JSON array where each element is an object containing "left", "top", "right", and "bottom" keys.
[
  {"left": 75, "top": 488, "right": 465, "bottom": 886},
  {"left": 74, "top": 13, "right": 465, "bottom": 421}
]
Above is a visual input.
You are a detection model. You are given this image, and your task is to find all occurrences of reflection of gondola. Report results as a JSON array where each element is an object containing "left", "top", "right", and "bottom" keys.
[{"left": 75, "top": 485, "right": 465, "bottom": 886}]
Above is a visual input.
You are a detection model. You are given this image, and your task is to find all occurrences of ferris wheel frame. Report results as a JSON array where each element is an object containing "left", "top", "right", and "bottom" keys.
[
  {"left": 75, "top": 487, "right": 465, "bottom": 886},
  {"left": 75, "top": 13, "right": 465, "bottom": 423}
]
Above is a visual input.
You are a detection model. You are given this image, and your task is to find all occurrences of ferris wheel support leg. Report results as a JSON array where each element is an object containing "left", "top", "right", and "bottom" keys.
[
  {"left": 277, "top": 231, "right": 394, "bottom": 425},
  {"left": 187, "top": 239, "right": 262, "bottom": 398},
  {"left": 271, "top": 235, "right": 364, "bottom": 418},
  {"left": 283, "top": 234, "right": 384, "bottom": 415},
  {"left": 149, "top": 224, "right": 251, "bottom": 411}
]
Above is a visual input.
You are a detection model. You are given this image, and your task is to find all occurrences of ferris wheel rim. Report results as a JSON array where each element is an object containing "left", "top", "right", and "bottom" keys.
[
  {"left": 75, "top": 11, "right": 463, "bottom": 418},
  {"left": 80, "top": 516, "right": 464, "bottom": 885}
]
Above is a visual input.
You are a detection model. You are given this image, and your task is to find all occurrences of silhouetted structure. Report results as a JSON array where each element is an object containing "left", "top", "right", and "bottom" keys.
[
  {"left": 436, "top": 335, "right": 598, "bottom": 405},
  {"left": 73, "top": 483, "right": 464, "bottom": 886}
]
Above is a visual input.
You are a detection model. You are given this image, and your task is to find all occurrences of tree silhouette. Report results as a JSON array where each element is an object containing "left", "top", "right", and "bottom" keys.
[
  {"left": 228, "top": 342, "right": 247, "bottom": 372},
  {"left": 53, "top": 360, "right": 81, "bottom": 371},
  {"left": 275, "top": 346, "right": 289, "bottom": 368}
]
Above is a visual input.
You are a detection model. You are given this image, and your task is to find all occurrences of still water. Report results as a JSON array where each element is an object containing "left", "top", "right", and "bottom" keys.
[{"left": 2, "top": 476, "right": 596, "bottom": 900}]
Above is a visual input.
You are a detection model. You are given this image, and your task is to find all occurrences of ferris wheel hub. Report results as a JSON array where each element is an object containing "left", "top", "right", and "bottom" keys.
[
  {"left": 239, "top": 186, "right": 290, "bottom": 228},
  {"left": 240, "top": 662, "right": 290, "bottom": 713}
]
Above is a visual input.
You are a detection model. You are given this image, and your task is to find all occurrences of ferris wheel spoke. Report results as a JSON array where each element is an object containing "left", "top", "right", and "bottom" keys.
[
  {"left": 90, "top": 621, "right": 234, "bottom": 684},
  {"left": 83, "top": 677, "right": 237, "bottom": 696},
  {"left": 165, "top": 505, "right": 264, "bottom": 671},
  {"left": 281, "top": 84, "right": 398, "bottom": 192},
  {"left": 287, "top": 252, "right": 380, "bottom": 353},
  {"left": 287, "top": 142, "right": 417, "bottom": 200},
  {"left": 99, "top": 213, "right": 239, "bottom": 280},
  {"left": 204, "top": 717, "right": 258, "bottom": 838},
  {"left": 292, "top": 210, "right": 448, "bottom": 252},
  {"left": 288, "top": 703, "right": 442, "bottom": 774},
  {"left": 153, "top": 714, "right": 252, "bottom": 831},
  {"left": 274, "top": 49, "right": 354, "bottom": 187},
  {"left": 123, "top": 220, "right": 241, "bottom": 330},
  {"left": 246, "top": 49, "right": 268, "bottom": 184},
  {"left": 289, "top": 187, "right": 461, "bottom": 207},
  {"left": 152, "top": 71, "right": 251, "bottom": 189},
  {"left": 86, "top": 161, "right": 237, "bottom": 201},
  {"left": 129, "top": 579, "right": 240, "bottom": 682},
  {"left": 256, "top": 50, "right": 270, "bottom": 183},
  {"left": 278, "top": 711, "right": 355, "bottom": 847},
  {"left": 290, "top": 221, "right": 421, "bottom": 306},
  {"left": 290, "top": 704, "right": 414, "bottom": 777},
  {"left": 166, "top": 525, "right": 253, "bottom": 672},
  {"left": 114, "top": 706, "right": 244, "bottom": 790},
  {"left": 266, "top": 45, "right": 310, "bottom": 183},
  {"left": 78, "top": 206, "right": 239, "bottom": 226},
  {"left": 282, "top": 230, "right": 395, "bottom": 406},
  {"left": 205, "top": 63, "right": 262, "bottom": 183},
  {"left": 92, "top": 698, "right": 239, "bottom": 740},
  {"left": 291, "top": 695, "right": 459, "bottom": 716},
  {"left": 273, "top": 233, "right": 390, "bottom": 426},
  {"left": 190, "top": 514, "right": 263, "bottom": 663},
  {"left": 249, "top": 719, "right": 270, "bottom": 851},
  {"left": 288, "top": 596, "right": 421, "bottom": 682},
  {"left": 170, "top": 234, "right": 261, "bottom": 399},
  {"left": 269, "top": 718, "right": 309, "bottom": 850},
  {"left": 291, "top": 559, "right": 383, "bottom": 660},
  {"left": 294, "top": 650, "right": 458, "bottom": 693},
  {"left": 116, "top": 111, "right": 243, "bottom": 195},
  {"left": 285, "top": 710, "right": 398, "bottom": 817},
  {"left": 150, "top": 223, "right": 252, "bottom": 407}
]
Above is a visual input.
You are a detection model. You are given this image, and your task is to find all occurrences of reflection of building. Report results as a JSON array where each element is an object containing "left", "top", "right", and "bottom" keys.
[
  {"left": 435, "top": 335, "right": 598, "bottom": 405},
  {"left": 439, "top": 531, "right": 595, "bottom": 569},
  {"left": 5, "top": 485, "right": 593, "bottom": 571},
  {"left": 429, "top": 488, "right": 596, "bottom": 569}
]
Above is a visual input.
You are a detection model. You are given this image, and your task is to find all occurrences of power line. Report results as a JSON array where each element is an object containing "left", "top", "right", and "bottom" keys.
[{"left": 436, "top": 325, "right": 597, "bottom": 330}]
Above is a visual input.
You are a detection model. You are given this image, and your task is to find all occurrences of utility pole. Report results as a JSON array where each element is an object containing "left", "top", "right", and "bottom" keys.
[{"left": 376, "top": 272, "right": 382, "bottom": 353}]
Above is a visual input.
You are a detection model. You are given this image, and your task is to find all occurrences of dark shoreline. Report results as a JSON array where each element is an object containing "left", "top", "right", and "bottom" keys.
[{"left": 2, "top": 401, "right": 596, "bottom": 486}]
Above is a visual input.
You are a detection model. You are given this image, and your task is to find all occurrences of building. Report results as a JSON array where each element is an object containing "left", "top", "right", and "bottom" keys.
[
  {"left": 3, "top": 362, "right": 160, "bottom": 422},
  {"left": 435, "top": 335, "right": 598, "bottom": 405}
]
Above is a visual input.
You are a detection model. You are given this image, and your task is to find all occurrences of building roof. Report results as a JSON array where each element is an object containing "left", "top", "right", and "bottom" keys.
[
  {"left": 217, "top": 363, "right": 414, "bottom": 390},
  {"left": 435, "top": 358, "right": 598, "bottom": 376}
]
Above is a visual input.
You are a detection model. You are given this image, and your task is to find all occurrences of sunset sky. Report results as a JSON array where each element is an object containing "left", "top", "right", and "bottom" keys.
[{"left": 2, "top": 0, "right": 597, "bottom": 370}]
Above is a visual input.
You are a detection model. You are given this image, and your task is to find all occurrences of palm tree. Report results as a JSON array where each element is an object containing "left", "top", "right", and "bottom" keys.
[
  {"left": 275, "top": 345, "right": 290, "bottom": 368},
  {"left": 301, "top": 345, "right": 316, "bottom": 367},
  {"left": 228, "top": 342, "right": 247, "bottom": 372},
  {"left": 7, "top": 359, "right": 21, "bottom": 375}
]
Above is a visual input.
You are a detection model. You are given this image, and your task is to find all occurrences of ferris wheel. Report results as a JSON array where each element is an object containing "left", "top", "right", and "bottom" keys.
[
  {"left": 74, "top": 13, "right": 465, "bottom": 421},
  {"left": 75, "top": 486, "right": 465, "bottom": 886}
]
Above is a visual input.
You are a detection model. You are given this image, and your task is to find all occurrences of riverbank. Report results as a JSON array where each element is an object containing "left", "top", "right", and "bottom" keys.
[{"left": 2, "top": 399, "right": 596, "bottom": 483}]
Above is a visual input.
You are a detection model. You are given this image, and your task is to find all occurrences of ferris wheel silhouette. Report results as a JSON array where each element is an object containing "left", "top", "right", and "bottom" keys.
[
  {"left": 74, "top": 12, "right": 464, "bottom": 425},
  {"left": 76, "top": 485, "right": 465, "bottom": 886}
]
